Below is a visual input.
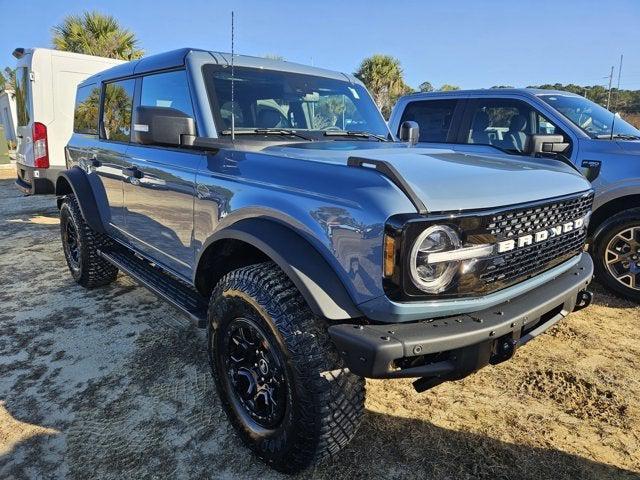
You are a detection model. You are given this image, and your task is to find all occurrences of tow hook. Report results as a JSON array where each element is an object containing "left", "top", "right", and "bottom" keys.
[{"left": 573, "top": 290, "right": 593, "bottom": 311}]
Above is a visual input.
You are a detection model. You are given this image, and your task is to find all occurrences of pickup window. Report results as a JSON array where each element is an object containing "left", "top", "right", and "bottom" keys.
[
  {"left": 461, "top": 98, "right": 566, "bottom": 155},
  {"left": 398, "top": 99, "right": 457, "bottom": 142}
]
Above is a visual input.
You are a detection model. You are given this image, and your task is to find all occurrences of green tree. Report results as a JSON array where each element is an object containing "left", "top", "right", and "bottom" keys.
[
  {"left": 418, "top": 81, "right": 434, "bottom": 93},
  {"left": 354, "top": 55, "right": 412, "bottom": 117},
  {"left": 0, "top": 67, "right": 16, "bottom": 92},
  {"left": 52, "top": 11, "right": 143, "bottom": 60},
  {"left": 439, "top": 84, "right": 460, "bottom": 91}
]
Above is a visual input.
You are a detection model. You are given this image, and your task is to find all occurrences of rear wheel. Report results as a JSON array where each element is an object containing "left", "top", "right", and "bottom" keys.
[
  {"left": 593, "top": 208, "right": 640, "bottom": 302},
  {"left": 60, "top": 195, "right": 118, "bottom": 288},
  {"left": 207, "top": 262, "right": 365, "bottom": 473}
]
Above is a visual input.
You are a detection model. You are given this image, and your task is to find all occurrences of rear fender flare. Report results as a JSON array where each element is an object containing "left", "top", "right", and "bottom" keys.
[{"left": 55, "top": 167, "right": 107, "bottom": 234}]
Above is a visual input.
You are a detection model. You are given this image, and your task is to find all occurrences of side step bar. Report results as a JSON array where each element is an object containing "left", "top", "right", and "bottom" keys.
[{"left": 99, "top": 248, "right": 208, "bottom": 328}]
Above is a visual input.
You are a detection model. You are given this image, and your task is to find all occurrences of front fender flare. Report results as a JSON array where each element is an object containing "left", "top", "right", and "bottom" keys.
[
  {"left": 197, "top": 218, "right": 363, "bottom": 320},
  {"left": 55, "top": 167, "right": 106, "bottom": 234}
]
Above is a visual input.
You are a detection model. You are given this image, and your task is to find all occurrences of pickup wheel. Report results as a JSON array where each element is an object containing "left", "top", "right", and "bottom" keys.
[
  {"left": 593, "top": 208, "right": 640, "bottom": 302},
  {"left": 207, "top": 262, "right": 365, "bottom": 473},
  {"left": 60, "top": 194, "right": 118, "bottom": 288}
]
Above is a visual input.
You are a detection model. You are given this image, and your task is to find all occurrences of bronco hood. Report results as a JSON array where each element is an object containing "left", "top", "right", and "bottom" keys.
[{"left": 268, "top": 142, "right": 592, "bottom": 212}]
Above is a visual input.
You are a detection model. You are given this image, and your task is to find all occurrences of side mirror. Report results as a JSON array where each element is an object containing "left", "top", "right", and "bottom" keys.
[
  {"left": 132, "top": 106, "right": 196, "bottom": 146},
  {"left": 528, "top": 134, "right": 569, "bottom": 155},
  {"left": 399, "top": 121, "right": 420, "bottom": 146}
]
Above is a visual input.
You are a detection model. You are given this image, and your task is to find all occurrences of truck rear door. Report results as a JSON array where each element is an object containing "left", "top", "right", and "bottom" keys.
[{"left": 14, "top": 63, "right": 34, "bottom": 169}]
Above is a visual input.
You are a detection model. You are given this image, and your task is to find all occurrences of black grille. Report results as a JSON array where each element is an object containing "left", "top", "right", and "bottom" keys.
[
  {"left": 480, "top": 193, "right": 593, "bottom": 286},
  {"left": 487, "top": 193, "right": 593, "bottom": 238}
]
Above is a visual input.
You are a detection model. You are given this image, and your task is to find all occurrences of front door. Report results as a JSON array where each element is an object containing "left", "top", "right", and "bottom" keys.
[{"left": 121, "top": 70, "right": 202, "bottom": 278}]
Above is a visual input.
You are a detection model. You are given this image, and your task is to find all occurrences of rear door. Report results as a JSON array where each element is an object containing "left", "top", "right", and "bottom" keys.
[
  {"left": 94, "top": 78, "right": 136, "bottom": 232},
  {"left": 395, "top": 98, "right": 465, "bottom": 148},
  {"left": 122, "top": 70, "right": 203, "bottom": 278},
  {"left": 14, "top": 63, "right": 33, "bottom": 167}
]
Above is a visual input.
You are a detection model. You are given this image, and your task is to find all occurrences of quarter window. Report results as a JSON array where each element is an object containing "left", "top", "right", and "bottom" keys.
[
  {"left": 101, "top": 79, "right": 135, "bottom": 141},
  {"left": 536, "top": 113, "right": 557, "bottom": 135},
  {"left": 73, "top": 84, "right": 101, "bottom": 134},
  {"left": 398, "top": 100, "right": 457, "bottom": 142}
]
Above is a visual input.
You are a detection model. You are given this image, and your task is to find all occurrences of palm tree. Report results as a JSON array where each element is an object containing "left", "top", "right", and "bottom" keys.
[
  {"left": 354, "top": 55, "right": 412, "bottom": 118},
  {"left": 52, "top": 11, "right": 143, "bottom": 60}
]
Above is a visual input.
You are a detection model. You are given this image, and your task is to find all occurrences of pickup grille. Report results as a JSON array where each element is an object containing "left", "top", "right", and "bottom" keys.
[{"left": 479, "top": 192, "right": 593, "bottom": 287}]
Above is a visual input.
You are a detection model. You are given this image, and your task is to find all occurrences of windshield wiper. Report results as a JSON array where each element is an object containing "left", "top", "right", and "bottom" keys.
[
  {"left": 221, "top": 128, "right": 314, "bottom": 141},
  {"left": 323, "top": 130, "right": 389, "bottom": 142}
]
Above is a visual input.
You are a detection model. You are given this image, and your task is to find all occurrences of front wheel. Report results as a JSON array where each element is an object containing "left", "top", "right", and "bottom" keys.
[
  {"left": 207, "top": 262, "right": 365, "bottom": 473},
  {"left": 593, "top": 208, "right": 640, "bottom": 302}
]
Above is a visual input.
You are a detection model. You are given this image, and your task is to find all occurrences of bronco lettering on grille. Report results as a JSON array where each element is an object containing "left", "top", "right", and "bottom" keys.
[{"left": 496, "top": 215, "right": 588, "bottom": 254}]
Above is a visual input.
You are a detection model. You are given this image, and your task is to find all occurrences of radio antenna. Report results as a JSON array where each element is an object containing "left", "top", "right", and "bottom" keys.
[{"left": 231, "top": 11, "right": 235, "bottom": 141}]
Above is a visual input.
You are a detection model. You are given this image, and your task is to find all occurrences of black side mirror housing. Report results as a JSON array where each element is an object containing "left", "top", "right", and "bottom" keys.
[
  {"left": 132, "top": 106, "right": 196, "bottom": 147},
  {"left": 399, "top": 121, "right": 420, "bottom": 146},
  {"left": 528, "top": 134, "right": 569, "bottom": 155}
]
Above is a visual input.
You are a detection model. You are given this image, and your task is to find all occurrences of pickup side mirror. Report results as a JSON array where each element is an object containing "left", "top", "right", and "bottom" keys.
[
  {"left": 132, "top": 106, "right": 196, "bottom": 147},
  {"left": 528, "top": 134, "right": 569, "bottom": 155},
  {"left": 399, "top": 121, "right": 420, "bottom": 146}
]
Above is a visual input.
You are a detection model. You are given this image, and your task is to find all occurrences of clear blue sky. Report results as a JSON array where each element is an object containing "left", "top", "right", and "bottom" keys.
[{"left": 1, "top": 0, "right": 639, "bottom": 90}]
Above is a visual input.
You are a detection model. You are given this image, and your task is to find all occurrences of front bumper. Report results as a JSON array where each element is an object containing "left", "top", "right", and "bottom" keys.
[
  {"left": 329, "top": 253, "right": 593, "bottom": 387},
  {"left": 15, "top": 163, "right": 61, "bottom": 195}
]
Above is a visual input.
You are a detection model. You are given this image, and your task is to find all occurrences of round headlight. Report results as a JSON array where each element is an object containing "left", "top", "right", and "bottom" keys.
[{"left": 409, "top": 225, "right": 461, "bottom": 293}]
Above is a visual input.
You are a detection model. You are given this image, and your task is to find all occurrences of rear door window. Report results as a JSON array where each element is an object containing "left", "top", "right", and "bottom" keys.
[
  {"left": 73, "top": 84, "right": 101, "bottom": 135},
  {"left": 398, "top": 100, "right": 458, "bottom": 142},
  {"left": 15, "top": 67, "right": 31, "bottom": 126},
  {"left": 101, "top": 79, "right": 135, "bottom": 142}
]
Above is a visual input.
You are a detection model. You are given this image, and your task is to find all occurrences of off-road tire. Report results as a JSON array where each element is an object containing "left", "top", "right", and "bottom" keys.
[
  {"left": 207, "top": 262, "right": 365, "bottom": 473},
  {"left": 60, "top": 194, "right": 118, "bottom": 288},
  {"left": 593, "top": 207, "right": 640, "bottom": 302}
]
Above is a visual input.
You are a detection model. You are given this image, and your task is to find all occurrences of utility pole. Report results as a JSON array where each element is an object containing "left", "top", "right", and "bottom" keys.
[{"left": 606, "top": 65, "right": 614, "bottom": 110}]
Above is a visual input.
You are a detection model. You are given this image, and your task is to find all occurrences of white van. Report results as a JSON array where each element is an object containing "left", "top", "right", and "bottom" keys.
[{"left": 13, "top": 48, "right": 124, "bottom": 194}]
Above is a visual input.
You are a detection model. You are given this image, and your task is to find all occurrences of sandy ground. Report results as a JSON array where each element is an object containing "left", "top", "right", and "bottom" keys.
[{"left": 0, "top": 169, "right": 639, "bottom": 479}]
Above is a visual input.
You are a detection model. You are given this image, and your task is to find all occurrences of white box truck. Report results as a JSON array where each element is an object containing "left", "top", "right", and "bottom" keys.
[{"left": 13, "top": 48, "right": 124, "bottom": 194}]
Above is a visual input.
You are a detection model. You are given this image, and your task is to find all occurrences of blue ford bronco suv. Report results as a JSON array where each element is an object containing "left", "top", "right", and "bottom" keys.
[
  {"left": 390, "top": 89, "right": 640, "bottom": 301},
  {"left": 56, "top": 49, "right": 594, "bottom": 472}
]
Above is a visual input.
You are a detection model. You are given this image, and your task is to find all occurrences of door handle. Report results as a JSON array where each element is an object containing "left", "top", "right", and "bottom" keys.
[{"left": 122, "top": 166, "right": 143, "bottom": 179}]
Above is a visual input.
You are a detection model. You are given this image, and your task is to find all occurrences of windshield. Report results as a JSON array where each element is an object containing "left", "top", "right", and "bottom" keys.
[
  {"left": 538, "top": 93, "right": 640, "bottom": 139},
  {"left": 203, "top": 64, "right": 389, "bottom": 138}
]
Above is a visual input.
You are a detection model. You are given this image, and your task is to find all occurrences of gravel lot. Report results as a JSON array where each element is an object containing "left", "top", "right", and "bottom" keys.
[{"left": 0, "top": 169, "right": 639, "bottom": 479}]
